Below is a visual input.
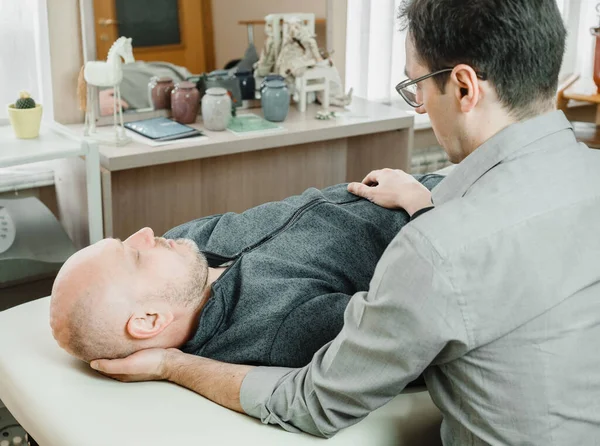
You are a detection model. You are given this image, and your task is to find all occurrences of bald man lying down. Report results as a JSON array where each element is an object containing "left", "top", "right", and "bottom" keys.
[{"left": 50, "top": 174, "right": 444, "bottom": 368}]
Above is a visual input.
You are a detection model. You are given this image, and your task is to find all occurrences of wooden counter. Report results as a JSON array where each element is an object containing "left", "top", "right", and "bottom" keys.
[{"left": 65, "top": 98, "right": 414, "bottom": 241}]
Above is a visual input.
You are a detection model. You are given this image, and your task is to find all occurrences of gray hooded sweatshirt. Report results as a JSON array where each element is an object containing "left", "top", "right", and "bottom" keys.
[{"left": 164, "top": 175, "right": 443, "bottom": 367}]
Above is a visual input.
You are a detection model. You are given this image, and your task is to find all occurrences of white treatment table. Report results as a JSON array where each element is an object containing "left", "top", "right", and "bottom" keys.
[{"left": 0, "top": 297, "right": 443, "bottom": 446}]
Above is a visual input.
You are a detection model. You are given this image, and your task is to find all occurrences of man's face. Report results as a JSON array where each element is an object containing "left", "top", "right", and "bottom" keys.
[
  {"left": 56, "top": 227, "right": 209, "bottom": 309},
  {"left": 405, "top": 37, "right": 464, "bottom": 163},
  {"left": 116, "top": 227, "right": 209, "bottom": 304}
]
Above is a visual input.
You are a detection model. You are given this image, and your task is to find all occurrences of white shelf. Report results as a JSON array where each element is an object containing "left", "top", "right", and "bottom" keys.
[
  {"left": 0, "top": 120, "right": 103, "bottom": 244},
  {"left": 0, "top": 122, "right": 85, "bottom": 168}
]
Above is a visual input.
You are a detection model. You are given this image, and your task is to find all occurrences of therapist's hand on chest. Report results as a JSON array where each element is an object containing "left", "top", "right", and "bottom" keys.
[{"left": 347, "top": 168, "right": 433, "bottom": 215}]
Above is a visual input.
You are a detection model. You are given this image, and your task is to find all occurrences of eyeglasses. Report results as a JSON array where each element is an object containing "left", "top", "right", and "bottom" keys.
[{"left": 395, "top": 68, "right": 488, "bottom": 108}]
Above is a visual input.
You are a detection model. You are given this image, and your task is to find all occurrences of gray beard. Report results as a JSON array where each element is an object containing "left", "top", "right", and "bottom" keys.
[{"left": 171, "top": 238, "right": 209, "bottom": 308}]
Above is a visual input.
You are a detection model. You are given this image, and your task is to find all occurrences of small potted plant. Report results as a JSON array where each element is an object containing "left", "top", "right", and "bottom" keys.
[{"left": 7, "top": 91, "right": 43, "bottom": 139}]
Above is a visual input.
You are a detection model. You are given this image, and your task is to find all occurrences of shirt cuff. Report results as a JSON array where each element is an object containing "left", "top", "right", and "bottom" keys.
[
  {"left": 240, "top": 366, "right": 295, "bottom": 419},
  {"left": 410, "top": 206, "right": 435, "bottom": 221}
]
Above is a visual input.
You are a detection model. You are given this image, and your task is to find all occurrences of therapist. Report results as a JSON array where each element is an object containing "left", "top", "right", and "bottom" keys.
[{"left": 91, "top": 0, "right": 600, "bottom": 443}]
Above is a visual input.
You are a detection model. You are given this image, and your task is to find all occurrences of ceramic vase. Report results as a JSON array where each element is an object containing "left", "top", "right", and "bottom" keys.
[
  {"left": 171, "top": 81, "right": 200, "bottom": 124},
  {"left": 206, "top": 70, "right": 243, "bottom": 107},
  {"left": 593, "top": 28, "right": 600, "bottom": 93},
  {"left": 235, "top": 70, "right": 256, "bottom": 100},
  {"left": 201, "top": 87, "right": 232, "bottom": 131},
  {"left": 260, "top": 74, "right": 286, "bottom": 95},
  {"left": 261, "top": 79, "right": 290, "bottom": 122},
  {"left": 148, "top": 77, "right": 175, "bottom": 110}
]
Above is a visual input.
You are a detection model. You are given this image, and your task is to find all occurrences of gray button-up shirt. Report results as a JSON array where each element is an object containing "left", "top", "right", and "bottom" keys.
[{"left": 240, "top": 111, "right": 600, "bottom": 445}]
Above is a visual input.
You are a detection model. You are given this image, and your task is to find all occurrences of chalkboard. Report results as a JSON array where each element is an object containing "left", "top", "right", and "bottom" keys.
[{"left": 116, "top": 0, "right": 181, "bottom": 48}]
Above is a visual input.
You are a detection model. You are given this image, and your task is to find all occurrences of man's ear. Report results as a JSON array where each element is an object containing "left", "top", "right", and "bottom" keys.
[
  {"left": 451, "top": 64, "right": 480, "bottom": 113},
  {"left": 126, "top": 307, "right": 174, "bottom": 340}
]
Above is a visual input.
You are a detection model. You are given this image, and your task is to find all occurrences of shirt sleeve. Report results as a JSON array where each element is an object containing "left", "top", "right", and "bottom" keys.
[
  {"left": 410, "top": 205, "right": 435, "bottom": 221},
  {"left": 239, "top": 225, "right": 470, "bottom": 437}
]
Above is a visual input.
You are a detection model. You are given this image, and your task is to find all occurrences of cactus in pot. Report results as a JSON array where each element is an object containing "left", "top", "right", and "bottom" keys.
[
  {"left": 15, "top": 91, "right": 36, "bottom": 109},
  {"left": 7, "top": 90, "right": 43, "bottom": 139}
]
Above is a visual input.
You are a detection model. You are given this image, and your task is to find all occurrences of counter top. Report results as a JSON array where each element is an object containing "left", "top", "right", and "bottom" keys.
[{"left": 65, "top": 97, "right": 414, "bottom": 172}]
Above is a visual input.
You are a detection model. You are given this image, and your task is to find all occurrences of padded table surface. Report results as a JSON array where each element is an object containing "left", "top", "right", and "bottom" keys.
[{"left": 0, "top": 297, "right": 442, "bottom": 446}]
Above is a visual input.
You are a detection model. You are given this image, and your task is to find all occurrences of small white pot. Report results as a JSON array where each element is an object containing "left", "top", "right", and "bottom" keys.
[{"left": 201, "top": 88, "right": 231, "bottom": 131}]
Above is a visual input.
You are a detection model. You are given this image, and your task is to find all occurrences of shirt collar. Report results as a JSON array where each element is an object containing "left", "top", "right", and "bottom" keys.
[{"left": 432, "top": 111, "right": 573, "bottom": 205}]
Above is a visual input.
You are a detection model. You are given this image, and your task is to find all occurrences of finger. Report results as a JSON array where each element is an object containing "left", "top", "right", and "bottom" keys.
[
  {"left": 96, "top": 370, "right": 127, "bottom": 382},
  {"left": 91, "top": 358, "right": 129, "bottom": 375},
  {"left": 361, "top": 170, "right": 381, "bottom": 186},
  {"left": 348, "top": 182, "right": 375, "bottom": 201},
  {"left": 108, "top": 374, "right": 135, "bottom": 382},
  {"left": 90, "top": 359, "right": 108, "bottom": 372}
]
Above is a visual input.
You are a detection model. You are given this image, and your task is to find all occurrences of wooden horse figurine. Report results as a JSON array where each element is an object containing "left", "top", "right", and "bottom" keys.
[{"left": 77, "top": 36, "right": 134, "bottom": 145}]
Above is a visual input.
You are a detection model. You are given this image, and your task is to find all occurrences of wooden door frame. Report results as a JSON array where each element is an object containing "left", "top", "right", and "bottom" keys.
[
  {"left": 90, "top": 0, "right": 117, "bottom": 61},
  {"left": 79, "top": 0, "right": 215, "bottom": 71},
  {"left": 201, "top": 0, "right": 215, "bottom": 72}
]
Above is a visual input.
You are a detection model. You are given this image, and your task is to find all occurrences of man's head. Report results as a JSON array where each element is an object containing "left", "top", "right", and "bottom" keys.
[
  {"left": 50, "top": 227, "right": 209, "bottom": 362},
  {"left": 398, "top": 0, "right": 566, "bottom": 162}
]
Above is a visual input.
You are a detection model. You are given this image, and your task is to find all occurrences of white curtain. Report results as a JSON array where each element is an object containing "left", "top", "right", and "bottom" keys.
[
  {"left": 0, "top": 0, "right": 52, "bottom": 122},
  {"left": 345, "top": 0, "right": 596, "bottom": 105},
  {"left": 345, "top": 0, "right": 406, "bottom": 103},
  {"left": 0, "top": 0, "right": 40, "bottom": 120},
  {"left": 560, "top": 0, "right": 597, "bottom": 80}
]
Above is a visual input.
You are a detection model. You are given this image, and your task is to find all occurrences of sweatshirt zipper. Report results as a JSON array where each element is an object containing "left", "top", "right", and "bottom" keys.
[
  {"left": 240, "top": 198, "right": 324, "bottom": 254},
  {"left": 201, "top": 197, "right": 325, "bottom": 263}
]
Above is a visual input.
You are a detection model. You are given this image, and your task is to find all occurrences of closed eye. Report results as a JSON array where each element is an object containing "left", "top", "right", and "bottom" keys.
[{"left": 118, "top": 239, "right": 140, "bottom": 266}]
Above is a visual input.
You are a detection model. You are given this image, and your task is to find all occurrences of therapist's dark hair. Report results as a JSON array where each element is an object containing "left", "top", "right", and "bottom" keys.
[{"left": 398, "top": 0, "right": 566, "bottom": 119}]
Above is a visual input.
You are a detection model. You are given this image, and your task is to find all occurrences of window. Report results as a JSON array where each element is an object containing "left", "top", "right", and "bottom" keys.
[
  {"left": 344, "top": 0, "right": 431, "bottom": 126},
  {"left": 0, "top": 0, "right": 53, "bottom": 122},
  {"left": 345, "top": 0, "right": 404, "bottom": 103},
  {"left": 560, "top": 0, "right": 596, "bottom": 80},
  {"left": 344, "top": 0, "right": 593, "bottom": 106}
]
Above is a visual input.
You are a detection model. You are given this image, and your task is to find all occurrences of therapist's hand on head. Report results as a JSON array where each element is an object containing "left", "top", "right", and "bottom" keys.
[
  {"left": 347, "top": 168, "right": 433, "bottom": 215},
  {"left": 91, "top": 349, "right": 253, "bottom": 413},
  {"left": 90, "top": 348, "right": 177, "bottom": 382}
]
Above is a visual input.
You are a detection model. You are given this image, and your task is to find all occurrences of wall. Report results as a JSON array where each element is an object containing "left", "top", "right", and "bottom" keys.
[
  {"left": 327, "top": 0, "right": 347, "bottom": 88},
  {"left": 47, "top": 0, "right": 84, "bottom": 124},
  {"left": 211, "top": 0, "right": 327, "bottom": 70}
]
